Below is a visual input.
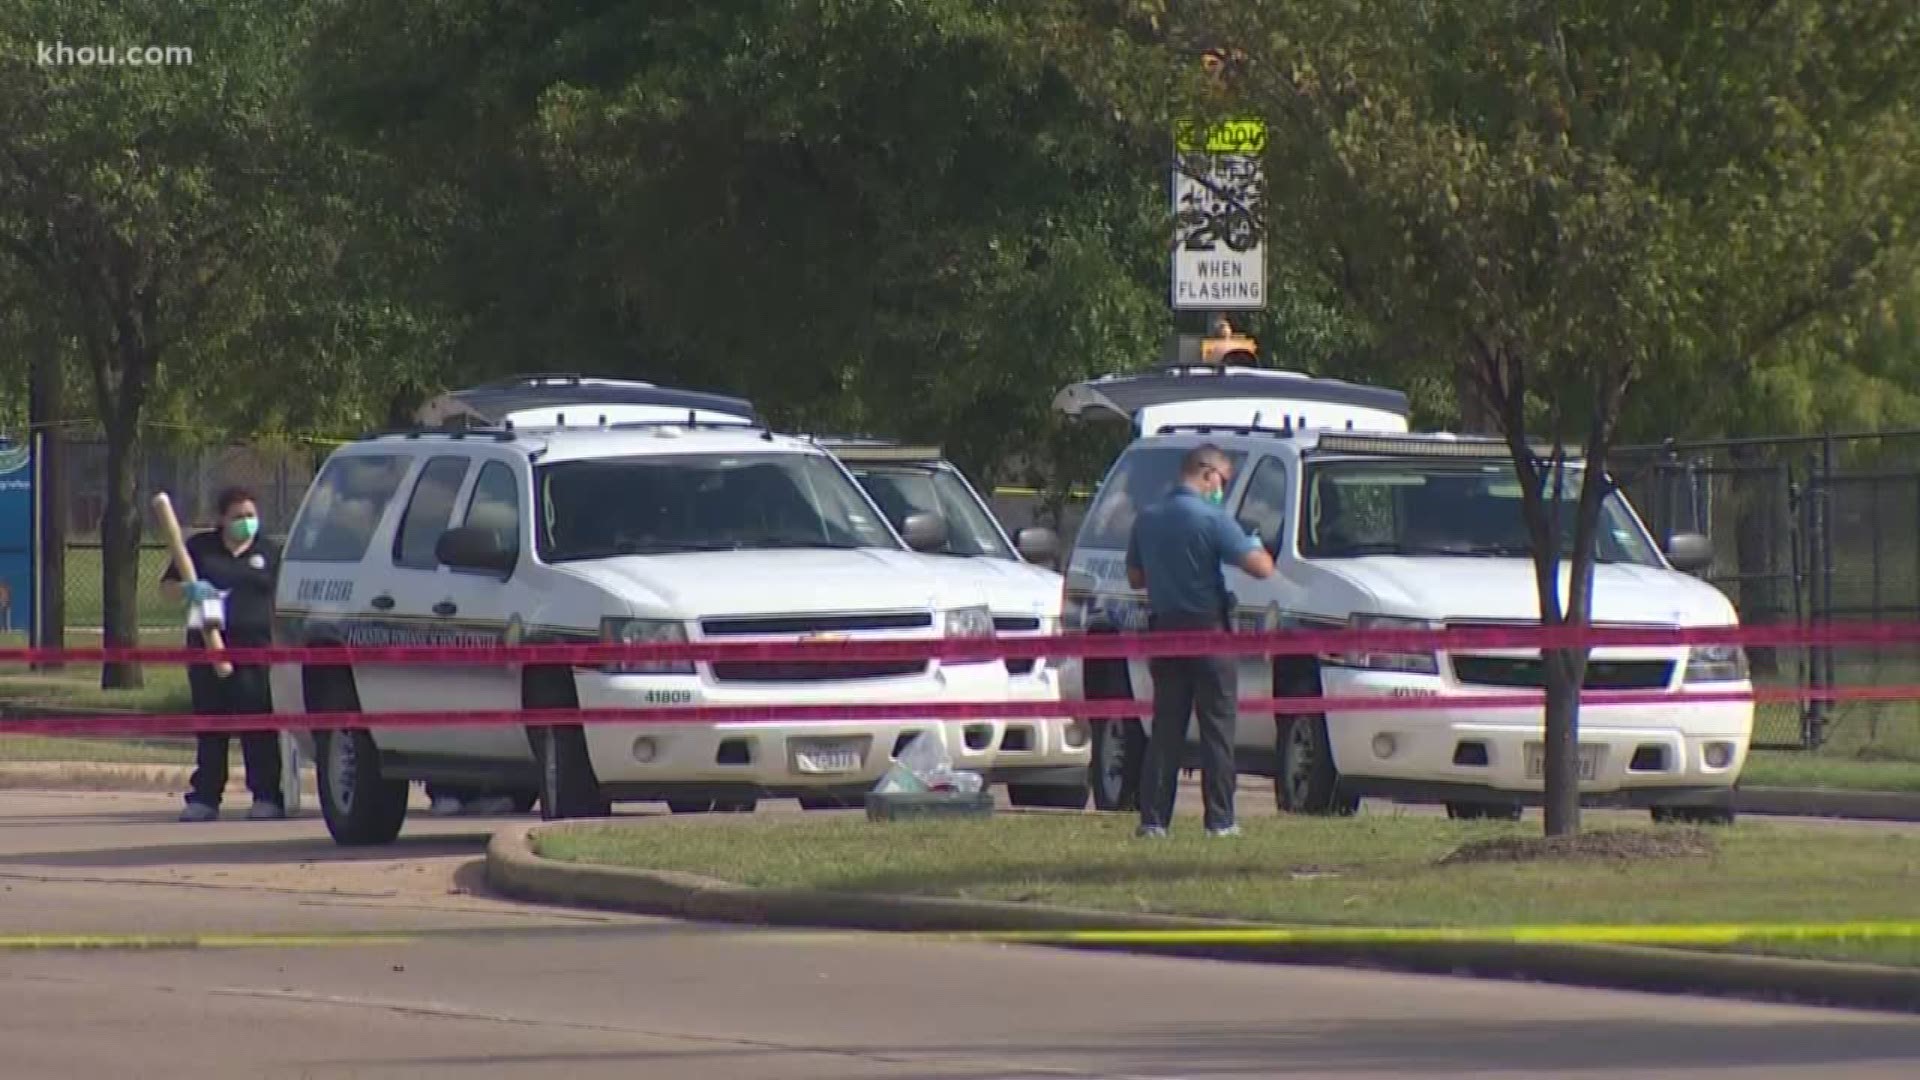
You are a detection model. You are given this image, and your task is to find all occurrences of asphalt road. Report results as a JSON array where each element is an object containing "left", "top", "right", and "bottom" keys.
[{"left": 0, "top": 788, "right": 1917, "bottom": 1079}]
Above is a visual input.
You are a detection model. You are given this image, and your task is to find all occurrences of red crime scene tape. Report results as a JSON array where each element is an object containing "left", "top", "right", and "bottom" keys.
[
  {"left": 4, "top": 618, "right": 1920, "bottom": 669},
  {"left": 3, "top": 684, "right": 1916, "bottom": 738}
]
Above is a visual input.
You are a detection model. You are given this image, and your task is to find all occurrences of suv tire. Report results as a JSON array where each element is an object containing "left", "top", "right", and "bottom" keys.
[
  {"left": 1085, "top": 659, "right": 1145, "bottom": 812},
  {"left": 522, "top": 667, "right": 610, "bottom": 820},
  {"left": 308, "top": 668, "right": 409, "bottom": 846},
  {"left": 1274, "top": 666, "right": 1360, "bottom": 816}
]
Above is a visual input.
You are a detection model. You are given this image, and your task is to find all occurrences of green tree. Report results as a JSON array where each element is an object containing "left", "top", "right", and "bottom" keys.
[
  {"left": 1043, "top": 0, "right": 1920, "bottom": 834},
  {"left": 305, "top": 0, "right": 1173, "bottom": 489},
  {"left": 0, "top": 1, "right": 431, "bottom": 686}
]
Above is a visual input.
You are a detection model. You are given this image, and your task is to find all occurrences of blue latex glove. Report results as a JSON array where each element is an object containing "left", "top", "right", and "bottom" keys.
[{"left": 183, "top": 580, "right": 217, "bottom": 603}]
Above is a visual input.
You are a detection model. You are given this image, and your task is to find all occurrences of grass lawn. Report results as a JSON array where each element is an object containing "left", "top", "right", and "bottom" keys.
[
  {"left": 1741, "top": 750, "right": 1920, "bottom": 793},
  {"left": 0, "top": 626, "right": 195, "bottom": 763},
  {"left": 0, "top": 735, "right": 195, "bottom": 764},
  {"left": 536, "top": 813, "right": 1920, "bottom": 968}
]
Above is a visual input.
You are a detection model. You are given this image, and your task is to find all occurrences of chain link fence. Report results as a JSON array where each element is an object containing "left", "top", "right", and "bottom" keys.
[
  {"left": 994, "top": 430, "right": 1920, "bottom": 759},
  {"left": 54, "top": 438, "right": 324, "bottom": 632},
  {"left": 1617, "top": 430, "right": 1920, "bottom": 758}
]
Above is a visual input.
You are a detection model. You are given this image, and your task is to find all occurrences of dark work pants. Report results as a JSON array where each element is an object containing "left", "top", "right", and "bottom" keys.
[
  {"left": 186, "top": 664, "right": 282, "bottom": 808},
  {"left": 1140, "top": 611, "right": 1238, "bottom": 831}
]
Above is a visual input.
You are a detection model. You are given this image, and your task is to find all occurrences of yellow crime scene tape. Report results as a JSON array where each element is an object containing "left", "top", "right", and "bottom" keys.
[
  {"left": 4, "top": 922, "right": 1917, "bottom": 952},
  {"left": 939, "top": 922, "right": 1920, "bottom": 947}
]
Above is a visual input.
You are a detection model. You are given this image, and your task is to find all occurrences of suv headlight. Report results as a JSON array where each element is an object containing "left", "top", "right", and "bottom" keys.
[
  {"left": 1326, "top": 614, "right": 1442, "bottom": 675},
  {"left": 1684, "top": 642, "right": 1749, "bottom": 683},
  {"left": 600, "top": 617, "right": 695, "bottom": 675},
  {"left": 944, "top": 605, "right": 995, "bottom": 639}
]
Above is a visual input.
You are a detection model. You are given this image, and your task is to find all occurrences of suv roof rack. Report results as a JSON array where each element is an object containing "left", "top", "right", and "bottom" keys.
[
  {"left": 1151, "top": 420, "right": 1327, "bottom": 439},
  {"left": 1053, "top": 366, "right": 1410, "bottom": 422},
  {"left": 354, "top": 426, "right": 520, "bottom": 444},
  {"left": 601, "top": 417, "right": 774, "bottom": 437},
  {"left": 808, "top": 435, "right": 947, "bottom": 460},
  {"left": 415, "top": 374, "right": 759, "bottom": 429},
  {"left": 1309, "top": 431, "right": 1582, "bottom": 460}
]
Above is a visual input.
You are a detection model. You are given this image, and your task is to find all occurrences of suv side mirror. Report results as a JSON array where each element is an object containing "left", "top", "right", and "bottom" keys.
[
  {"left": 1663, "top": 532, "right": 1712, "bottom": 573},
  {"left": 436, "top": 526, "right": 517, "bottom": 575},
  {"left": 900, "top": 512, "right": 949, "bottom": 553},
  {"left": 1015, "top": 526, "right": 1059, "bottom": 565}
]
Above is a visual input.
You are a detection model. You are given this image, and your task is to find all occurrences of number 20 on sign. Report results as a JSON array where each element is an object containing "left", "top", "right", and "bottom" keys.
[{"left": 1171, "top": 117, "right": 1266, "bottom": 311}]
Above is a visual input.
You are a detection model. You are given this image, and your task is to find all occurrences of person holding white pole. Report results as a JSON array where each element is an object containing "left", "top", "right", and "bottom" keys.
[{"left": 158, "top": 486, "right": 286, "bottom": 821}]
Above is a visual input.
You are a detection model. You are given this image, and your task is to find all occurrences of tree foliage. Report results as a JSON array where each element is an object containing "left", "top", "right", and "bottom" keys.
[
  {"left": 303, "top": 0, "right": 1179, "bottom": 487},
  {"left": 1041, "top": 0, "right": 1920, "bottom": 833},
  {"left": 0, "top": 1, "right": 447, "bottom": 684}
]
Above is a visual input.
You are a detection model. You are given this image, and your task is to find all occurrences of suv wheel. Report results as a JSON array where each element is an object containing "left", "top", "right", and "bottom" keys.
[
  {"left": 522, "top": 667, "right": 610, "bottom": 820},
  {"left": 1085, "top": 659, "right": 1144, "bottom": 812},
  {"left": 315, "top": 730, "right": 411, "bottom": 845},
  {"left": 307, "top": 669, "right": 409, "bottom": 846},
  {"left": 1274, "top": 668, "right": 1359, "bottom": 816}
]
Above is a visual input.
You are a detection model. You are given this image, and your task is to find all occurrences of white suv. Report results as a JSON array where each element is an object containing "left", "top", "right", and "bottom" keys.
[
  {"left": 1053, "top": 365, "right": 1751, "bottom": 824},
  {"left": 271, "top": 388, "right": 1047, "bottom": 845},
  {"left": 819, "top": 438, "right": 1089, "bottom": 808}
]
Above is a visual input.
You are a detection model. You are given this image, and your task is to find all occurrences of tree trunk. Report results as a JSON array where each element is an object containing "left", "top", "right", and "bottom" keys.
[
  {"left": 27, "top": 340, "right": 67, "bottom": 672},
  {"left": 1526, "top": 462, "right": 1607, "bottom": 839},
  {"left": 98, "top": 412, "right": 144, "bottom": 690},
  {"left": 1540, "top": 647, "right": 1583, "bottom": 836},
  {"left": 1454, "top": 366, "right": 1498, "bottom": 435}
]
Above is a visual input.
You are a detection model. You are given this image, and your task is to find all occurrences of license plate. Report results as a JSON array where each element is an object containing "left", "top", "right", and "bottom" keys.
[
  {"left": 1526, "top": 744, "right": 1600, "bottom": 781},
  {"left": 792, "top": 739, "right": 864, "bottom": 774}
]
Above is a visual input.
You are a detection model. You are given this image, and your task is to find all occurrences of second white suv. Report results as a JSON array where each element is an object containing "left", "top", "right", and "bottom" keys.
[
  {"left": 271, "top": 396, "right": 1047, "bottom": 845},
  {"left": 819, "top": 438, "right": 1090, "bottom": 808},
  {"left": 1052, "top": 364, "right": 1752, "bottom": 824}
]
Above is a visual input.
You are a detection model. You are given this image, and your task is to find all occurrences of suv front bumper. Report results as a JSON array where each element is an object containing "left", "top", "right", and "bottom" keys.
[
  {"left": 574, "top": 661, "right": 1087, "bottom": 795},
  {"left": 1318, "top": 666, "right": 1753, "bottom": 797}
]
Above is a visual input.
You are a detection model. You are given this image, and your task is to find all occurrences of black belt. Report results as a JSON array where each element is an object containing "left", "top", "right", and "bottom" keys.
[{"left": 1148, "top": 611, "right": 1228, "bottom": 632}]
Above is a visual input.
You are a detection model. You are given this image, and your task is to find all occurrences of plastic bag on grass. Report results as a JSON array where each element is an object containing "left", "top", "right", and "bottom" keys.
[{"left": 871, "top": 730, "right": 983, "bottom": 795}]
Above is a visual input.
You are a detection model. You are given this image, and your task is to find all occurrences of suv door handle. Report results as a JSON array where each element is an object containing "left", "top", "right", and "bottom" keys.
[
  {"left": 432, "top": 600, "right": 458, "bottom": 617},
  {"left": 370, "top": 595, "right": 395, "bottom": 611}
]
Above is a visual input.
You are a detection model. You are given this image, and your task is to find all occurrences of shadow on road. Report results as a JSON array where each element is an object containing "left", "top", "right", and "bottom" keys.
[
  {"left": 0, "top": 831, "right": 494, "bottom": 870},
  {"left": 304, "top": 1015, "right": 1920, "bottom": 1074}
]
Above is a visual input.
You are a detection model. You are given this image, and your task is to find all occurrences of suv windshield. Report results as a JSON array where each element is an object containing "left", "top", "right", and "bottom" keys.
[
  {"left": 1299, "top": 458, "right": 1663, "bottom": 566},
  {"left": 846, "top": 464, "right": 1014, "bottom": 559},
  {"left": 1076, "top": 445, "right": 1250, "bottom": 551},
  {"left": 535, "top": 452, "right": 899, "bottom": 561}
]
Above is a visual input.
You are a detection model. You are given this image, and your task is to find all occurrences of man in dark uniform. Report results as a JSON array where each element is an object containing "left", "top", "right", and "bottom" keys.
[
  {"left": 1125, "top": 444, "right": 1275, "bottom": 838},
  {"left": 160, "top": 486, "right": 285, "bottom": 821}
]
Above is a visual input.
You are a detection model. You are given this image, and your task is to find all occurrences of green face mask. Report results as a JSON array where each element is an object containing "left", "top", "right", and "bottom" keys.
[
  {"left": 1205, "top": 486, "right": 1226, "bottom": 507},
  {"left": 227, "top": 516, "right": 259, "bottom": 543}
]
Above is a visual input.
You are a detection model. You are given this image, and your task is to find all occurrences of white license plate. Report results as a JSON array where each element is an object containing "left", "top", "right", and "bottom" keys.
[
  {"left": 1526, "top": 744, "right": 1600, "bottom": 781},
  {"left": 793, "top": 739, "right": 864, "bottom": 774}
]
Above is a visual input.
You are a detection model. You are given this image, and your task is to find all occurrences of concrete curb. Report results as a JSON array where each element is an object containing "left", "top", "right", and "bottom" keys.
[
  {"left": 1736, "top": 786, "right": 1920, "bottom": 822},
  {"left": 0, "top": 760, "right": 318, "bottom": 796},
  {"left": 486, "top": 821, "right": 1920, "bottom": 1015}
]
